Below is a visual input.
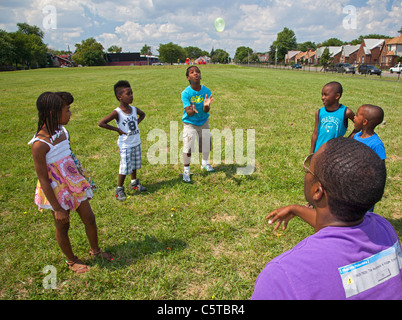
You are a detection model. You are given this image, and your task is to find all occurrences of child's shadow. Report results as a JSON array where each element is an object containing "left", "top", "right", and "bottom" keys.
[
  {"left": 212, "top": 163, "right": 257, "bottom": 185},
  {"left": 97, "top": 235, "right": 187, "bottom": 268}
]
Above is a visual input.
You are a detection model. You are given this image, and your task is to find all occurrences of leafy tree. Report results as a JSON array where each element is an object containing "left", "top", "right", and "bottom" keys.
[
  {"left": 234, "top": 46, "right": 254, "bottom": 63},
  {"left": 158, "top": 42, "right": 186, "bottom": 64},
  {"left": 9, "top": 23, "right": 47, "bottom": 68},
  {"left": 298, "top": 41, "right": 317, "bottom": 52},
  {"left": 73, "top": 37, "right": 105, "bottom": 66},
  {"left": 107, "top": 45, "right": 122, "bottom": 53},
  {"left": 0, "top": 29, "right": 15, "bottom": 66},
  {"left": 320, "top": 38, "right": 345, "bottom": 47},
  {"left": 211, "top": 49, "right": 229, "bottom": 64},
  {"left": 184, "top": 46, "right": 208, "bottom": 59},
  {"left": 272, "top": 27, "right": 297, "bottom": 62},
  {"left": 140, "top": 44, "right": 152, "bottom": 55},
  {"left": 320, "top": 47, "right": 333, "bottom": 69}
]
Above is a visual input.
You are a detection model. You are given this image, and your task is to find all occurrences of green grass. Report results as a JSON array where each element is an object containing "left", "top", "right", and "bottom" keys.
[{"left": 0, "top": 65, "right": 400, "bottom": 299}]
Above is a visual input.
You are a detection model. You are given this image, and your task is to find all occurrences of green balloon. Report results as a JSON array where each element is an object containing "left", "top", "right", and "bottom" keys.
[{"left": 215, "top": 17, "right": 225, "bottom": 32}]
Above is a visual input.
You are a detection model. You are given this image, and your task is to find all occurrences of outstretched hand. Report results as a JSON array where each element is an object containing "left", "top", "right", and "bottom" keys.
[
  {"left": 204, "top": 94, "right": 214, "bottom": 107},
  {"left": 266, "top": 206, "right": 296, "bottom": 231}
]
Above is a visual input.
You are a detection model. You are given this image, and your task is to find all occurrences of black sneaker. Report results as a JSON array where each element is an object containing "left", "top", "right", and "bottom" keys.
[
  {"left": 130, "top": 179, "right": 147, "bottom": 192},
  {"left": 115, "top": 187, "right": 126, "bottom": 201}
]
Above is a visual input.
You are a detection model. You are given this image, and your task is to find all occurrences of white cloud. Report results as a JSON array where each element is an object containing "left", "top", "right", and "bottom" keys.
[{"left": 1, "top": 0, "right": 401, "bottom": 57}]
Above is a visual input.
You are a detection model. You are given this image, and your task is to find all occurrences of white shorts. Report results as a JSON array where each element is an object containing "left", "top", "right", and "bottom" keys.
[{"left": 183, "top": 120, "right": 212, "bottom": 154}]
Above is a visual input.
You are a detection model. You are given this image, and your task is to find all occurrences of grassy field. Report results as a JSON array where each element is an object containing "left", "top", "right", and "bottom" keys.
[{"left": 0, "top": 65, "right": 400, "bottom": 300}]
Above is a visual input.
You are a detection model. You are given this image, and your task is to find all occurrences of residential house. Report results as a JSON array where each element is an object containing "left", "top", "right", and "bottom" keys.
[
  {"left": 380, "top": 35, "right": 402, "bottom": 69},
  {"left": 355, "top": 39, "right": 385, "bottom": 65},
  {"left": 315, "top": 46, "right": 342, "bottom": 65},
  {"left": 340, "top": 45, "right": 360, "bottom": 64},
  {"left": 258, "top": 53, "right": 270, "bottom": 63},
  {"left": 285, "top": 51, "right": 301, "bottom": 64}
]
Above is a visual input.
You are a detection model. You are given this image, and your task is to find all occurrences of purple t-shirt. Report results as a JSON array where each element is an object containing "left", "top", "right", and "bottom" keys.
[{"left": 252, "top": 212, "right": 402, "bottom": 300}]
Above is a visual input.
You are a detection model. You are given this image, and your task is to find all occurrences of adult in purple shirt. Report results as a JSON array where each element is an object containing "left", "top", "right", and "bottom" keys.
[{"left": 252, "top": 137, "right": 402, "bottom": 300}]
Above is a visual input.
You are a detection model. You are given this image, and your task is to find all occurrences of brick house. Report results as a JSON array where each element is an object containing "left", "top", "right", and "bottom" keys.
[
  {"left": 380, "top": 35, "right": 402, "bottom": 69},
  {"left": 340, "top": 45, "right": 360, "bottom": 64},
  {"left": 355, "top": 39, "right": 385, "bottom": 65},
  {"left": 285, "top": 51, "right": 301, "bottom": 64}
]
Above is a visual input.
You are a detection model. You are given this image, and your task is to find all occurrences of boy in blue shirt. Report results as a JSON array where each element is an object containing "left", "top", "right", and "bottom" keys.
[
  {"left": 310, "top": 82, "right": 356, "bottom": 153},
  {"left": 352, "top": 104, "right": 386, "bottom": 160},
  {"left": 181, "top": 66, "right": 214, "bottom": 182}
]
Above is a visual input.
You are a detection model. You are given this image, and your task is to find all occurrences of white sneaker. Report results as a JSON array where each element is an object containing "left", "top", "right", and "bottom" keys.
[
  {"left": 201, "top": 163, "right": 215, "bottom": 172},
  {"left": 183, "top": 171, "right": 191, "bottom": 183}
]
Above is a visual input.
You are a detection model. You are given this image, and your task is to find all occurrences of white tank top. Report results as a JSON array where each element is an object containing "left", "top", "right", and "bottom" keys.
[
  {"left": 28, "top": 126, "right": 71, "bottom": 164},
  {"left": 114, "top": 106, "right": 141, "bottom": 149}
]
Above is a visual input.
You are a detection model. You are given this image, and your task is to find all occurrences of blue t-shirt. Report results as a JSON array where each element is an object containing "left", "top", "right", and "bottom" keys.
[
  {"left": 353, "top": 132, "right": 386, "bottom": 160},
  {"left": 315, "top": 104, "right": 348, "bottom": 152},
  {"left": 181, "top": 85, "right": 211, "bottom": 126}
]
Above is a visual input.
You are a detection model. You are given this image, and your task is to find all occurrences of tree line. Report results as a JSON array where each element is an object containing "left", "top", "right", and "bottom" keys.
[{"left": 1, "top": 23, "right": 400, "bottom": 69}]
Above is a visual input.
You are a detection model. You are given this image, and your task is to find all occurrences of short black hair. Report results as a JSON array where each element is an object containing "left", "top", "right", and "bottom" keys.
[
  {"left": 55, "top": 92, "right": 74, "bottom": 105},
  {"left": 324, "top": 81, "right": 343, "bottom": 98},
  {"left": 186, "top": 66, "right": 200, "bottom": 77},
  {"left": 114, "top": 80, "right": 131, "bottom": 101},
  {"left": 314, "top": 137, "right": 386, "bottom": 222}
]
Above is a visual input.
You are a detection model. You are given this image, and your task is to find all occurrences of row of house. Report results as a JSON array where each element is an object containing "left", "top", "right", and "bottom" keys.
[{"left": 285, "top": 34, "right": 402, "bottom": 68}]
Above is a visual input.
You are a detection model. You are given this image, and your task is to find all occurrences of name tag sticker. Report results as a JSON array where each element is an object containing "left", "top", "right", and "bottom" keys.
[{"left": 339, "top": 241, "right": 402, "bottom": 298}]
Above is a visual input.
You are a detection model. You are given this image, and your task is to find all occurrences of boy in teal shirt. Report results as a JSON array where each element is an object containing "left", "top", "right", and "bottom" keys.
[
  {"left": 310, "top": 81, "right": 356, "bottom": 153},
  {"left": 181, "top": 66, "right": 214, "bottom": 182}
]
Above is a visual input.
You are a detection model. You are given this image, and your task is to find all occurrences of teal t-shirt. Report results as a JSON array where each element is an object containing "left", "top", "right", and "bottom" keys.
[
  {"left": 181, "top": 85, "right": 211, "bottom": 126},
  {"left": 315, "top": 104, "right": 348, "bottom": 152}
]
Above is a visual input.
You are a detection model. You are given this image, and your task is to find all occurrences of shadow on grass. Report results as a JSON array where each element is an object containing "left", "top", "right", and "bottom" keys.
[{"left": 95, "top": 235, "right": 188, "bottom": 269}]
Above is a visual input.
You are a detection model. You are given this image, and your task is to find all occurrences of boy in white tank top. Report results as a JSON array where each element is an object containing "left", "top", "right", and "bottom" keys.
[{"left": 99, "top": 80, "right": 146, "bottom": 201}]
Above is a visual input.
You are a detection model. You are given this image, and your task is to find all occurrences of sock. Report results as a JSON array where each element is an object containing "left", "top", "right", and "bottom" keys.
[
  {"left": 184, "top": 166, "right": 190, "bottom": 174},
  {"left": 202, "top": 159, "right": 209, "bottom": 166},
  {"left": 131, "top": 179, "right": 138, "bottom": 184}
]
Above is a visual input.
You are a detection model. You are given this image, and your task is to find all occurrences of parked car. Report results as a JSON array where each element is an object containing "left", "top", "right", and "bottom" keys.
[
  {"left": 390, "top": 63, "right": 402, "bottom": 73},
  {"left": 291, "top": 63, "right": 302, "bottom": 69},
  {"left": 334, "top": 63, "right": 355, "bottom": 74},
  {"left": 152, "top": 62, "right": 163, "bottom": 66},
  {"left": 358, "top": 64, "right": 382, "bottom": 76}
]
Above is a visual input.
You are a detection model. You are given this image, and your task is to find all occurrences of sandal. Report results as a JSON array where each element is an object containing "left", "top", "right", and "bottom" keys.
[
  {"left": 90, "top": 248, "right": 114, "bottom": 261},
  {"left": 66, "top": 257, "right": 90, "bottom": 274}
]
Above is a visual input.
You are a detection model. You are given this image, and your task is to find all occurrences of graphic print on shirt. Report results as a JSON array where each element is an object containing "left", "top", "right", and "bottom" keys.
[
  {"left": 122, "top": 116, "right": 139, "bottom": 136},
  {"left": 320, "top": 115, "right": 341, "bottom": 133},
  {"left": 191, "top": 95, "right": 204, "bottom": 104}
]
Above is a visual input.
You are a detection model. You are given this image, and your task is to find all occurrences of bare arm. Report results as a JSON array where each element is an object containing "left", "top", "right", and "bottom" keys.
[
  {"left": 136, "top": 107, "right": 146, "bottom": 125},
  {"left": 98, "top": 110, "right": 126, "bottom": 135},
  {"left": 310, "top": 110, "right": 319, "bottom": 153},
  {"left": 266, "top": 205, "right": 317, "bottom": 231},
  {"left": 203, "top": 94, "right": 214, "bottom": 113},
  {"left": 346, "top": 107, "right": 359, "bottom": 138}
]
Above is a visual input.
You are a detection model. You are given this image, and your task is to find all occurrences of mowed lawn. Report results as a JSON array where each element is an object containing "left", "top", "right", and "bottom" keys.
[{"left": 0, "top": 65, "right": 400, "bottom": 300}]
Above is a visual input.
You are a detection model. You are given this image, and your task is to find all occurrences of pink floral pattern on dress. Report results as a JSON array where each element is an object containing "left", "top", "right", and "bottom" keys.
[{"left": 35, "top": 155, "right": 92, "bottom": 212}]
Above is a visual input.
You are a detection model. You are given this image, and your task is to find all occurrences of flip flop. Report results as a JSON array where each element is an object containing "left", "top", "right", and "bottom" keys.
[{"left": 66, "top": 257, "right": 90, "bottom": 274}]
